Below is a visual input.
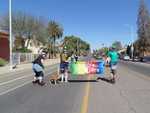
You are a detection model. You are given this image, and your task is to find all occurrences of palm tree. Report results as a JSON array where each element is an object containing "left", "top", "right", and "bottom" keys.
[{"left": 47, "top": 21, "right": 63, "bottom": 58}]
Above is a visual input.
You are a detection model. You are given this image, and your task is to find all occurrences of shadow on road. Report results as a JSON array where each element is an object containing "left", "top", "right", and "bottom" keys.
[
  {"left": 97, "top": 77, "right": 115, "bottom": 84},
  {"left": 68, "top": 80, "right": 98, "bottom": 82}
]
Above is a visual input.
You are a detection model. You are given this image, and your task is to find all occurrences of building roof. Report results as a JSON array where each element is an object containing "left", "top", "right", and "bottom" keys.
[
  {"left": 0, "top": 30, "right": 9, "bottom": 38},
  {"left": 118, "top": 48, "right": 126, "bottom": 53}
]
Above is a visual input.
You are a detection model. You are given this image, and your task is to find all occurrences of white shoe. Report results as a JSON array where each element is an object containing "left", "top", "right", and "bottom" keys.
[
  {"left": 65, "top": 76, "right": 68, "bottom": 82},
  {"left": 61, "top": 74, "right": 64, "bottom": 82}
]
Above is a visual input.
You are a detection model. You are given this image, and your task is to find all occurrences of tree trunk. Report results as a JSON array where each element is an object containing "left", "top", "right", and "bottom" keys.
[
  {"left": 140, "top": 50, "right": 145, "bottom": 62},
  {"left": 26, "top": 36, "right": 31, "bottom": 49},
  {"left": 53, "top": 38, "right": 56, "bottom": 58},
  {"left": 48, "top": 44, "right": 51, "bottom": 59},
  {"left": 21, "top": 38, "right": 25, "bottom": 48}
]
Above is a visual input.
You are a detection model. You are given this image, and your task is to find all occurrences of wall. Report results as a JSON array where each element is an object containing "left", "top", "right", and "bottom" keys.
[{"left": 0, "top": 38, "right": 9, "bottom": 61}]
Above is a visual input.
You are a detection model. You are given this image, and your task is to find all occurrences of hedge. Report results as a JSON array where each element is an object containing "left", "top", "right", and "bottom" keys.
[{"left": 0, "top": 58, "right": 8, "bottom": 67}]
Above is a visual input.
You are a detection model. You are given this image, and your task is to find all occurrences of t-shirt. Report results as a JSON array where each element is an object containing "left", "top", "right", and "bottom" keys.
[
  {"left": 60, "top": 53, "right": 68, "bottom": 63},
  {"left": 32, "top": 55, "right": 44, "bottom": 69},
  {"left": 107, "top": 51, "right": 119, "bottom": 64}
]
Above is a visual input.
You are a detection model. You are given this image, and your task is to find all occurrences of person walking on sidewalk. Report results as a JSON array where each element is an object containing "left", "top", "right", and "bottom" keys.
[
  {"left": 32, "top": 52, "right": 47, "bottom": 86},
  {"left": 107, "top": 46, "right": 119, "bottom": 83}
]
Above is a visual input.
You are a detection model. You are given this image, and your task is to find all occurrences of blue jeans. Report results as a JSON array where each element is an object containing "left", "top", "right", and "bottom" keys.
[{"left": 32, "top": 64, "right": 44, "bottom": 77}]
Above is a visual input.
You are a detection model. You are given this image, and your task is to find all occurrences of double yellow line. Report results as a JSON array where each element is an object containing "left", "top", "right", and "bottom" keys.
[{"left": 80, "top": 76, "right": 91, "bottom": 113}]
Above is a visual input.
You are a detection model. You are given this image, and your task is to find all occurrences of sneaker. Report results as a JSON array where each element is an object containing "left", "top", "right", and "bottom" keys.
[
  {"left": 38, "top": 81, "right": 45, "bottom": 86},
  {"left": 110, "top": 78, "right": 116, "bottom": 84},
  {"left": 65, "top": 80, "right": 68, "bottom": 83},
  {"left": 32, "top": 80, "right": 39, "bottom": 84}
]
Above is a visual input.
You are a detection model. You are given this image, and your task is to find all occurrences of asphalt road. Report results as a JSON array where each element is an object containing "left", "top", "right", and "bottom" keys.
[
  {"left": 88, "top": 62, "right": 150, "bottom": 113},
  {"left": 120, "top": 60, "right": 150, "bottom": 76},
  {"left": 0, "top": 61, "right": 150, "bottom": 113},
  {"left": 0, "top": 64, "right": 58, "bottom": 96}
]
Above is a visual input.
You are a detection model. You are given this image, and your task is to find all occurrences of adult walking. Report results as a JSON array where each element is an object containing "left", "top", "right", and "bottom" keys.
[
  {"left": 32, "top": 51, "right": 47, "bottom": 86},
  {"left": 107, "top": 46, "right": 119, "bottom": 83}
]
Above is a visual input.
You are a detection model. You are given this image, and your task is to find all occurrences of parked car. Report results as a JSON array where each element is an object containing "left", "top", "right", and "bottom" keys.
[
  {"left": 133, "top": 56, "right": 140, "bottom": 62},
  {"left": 123, "top": 55, "right": 130, "bottom": 61}
]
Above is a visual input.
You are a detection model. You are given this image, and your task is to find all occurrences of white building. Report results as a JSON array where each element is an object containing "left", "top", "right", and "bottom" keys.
[{"left": 25, "top": 38, "right": 45, "bottom": 54}]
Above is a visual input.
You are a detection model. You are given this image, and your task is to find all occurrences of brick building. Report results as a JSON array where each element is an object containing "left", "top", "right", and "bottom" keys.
[{"left": 0, "top": 30, "right": 9, "bottom": 61}]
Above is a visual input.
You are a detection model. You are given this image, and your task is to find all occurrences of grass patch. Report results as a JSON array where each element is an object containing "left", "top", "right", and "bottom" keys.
[{"left": 0, "top": 58, "right": 8, "bottom": 67}]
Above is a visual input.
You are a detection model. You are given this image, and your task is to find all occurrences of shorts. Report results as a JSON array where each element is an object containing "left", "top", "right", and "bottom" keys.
[
  {"left": 34, "top": 71, "right": 44, "bottom": 77},
  {"left": 32, "top": 64, "right": 44, "bottom": 72},
  {"left": 60, "top": 62, "right": 69, "bottom": 73},
  {"left": 110, "top": 62, "right": 117, "bottom": 75},
  {"left": 32, "top": 64, "right": 44, "bottom": 77}
]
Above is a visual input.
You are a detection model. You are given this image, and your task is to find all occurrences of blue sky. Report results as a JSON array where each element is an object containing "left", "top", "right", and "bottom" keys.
[{"left": 0, "top": 0, "right": 150, "bottom": 50}]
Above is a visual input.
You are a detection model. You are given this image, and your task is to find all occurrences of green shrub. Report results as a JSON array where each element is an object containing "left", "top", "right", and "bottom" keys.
[
  {"left": 13, "top": 48, "right": 32, "bottom": 53},
  {"left": 0, "top": 58, "right": 8, "bottom": 66}
]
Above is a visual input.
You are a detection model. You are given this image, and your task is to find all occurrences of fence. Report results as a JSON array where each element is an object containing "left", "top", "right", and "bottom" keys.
[{"left": 12, "top": 53, "right": 38, "bottom": 65}]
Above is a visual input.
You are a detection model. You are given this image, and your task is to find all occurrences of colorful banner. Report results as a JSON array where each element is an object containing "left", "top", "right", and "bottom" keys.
[
  {"left": 87, "top": 61, "right": 97, "bottom": 74},
  {"left": 70, "top": 61, "right": 88, "bottom": 75},
  {"left": 70, "top": 60, "right": 105, "bottom": 76},
  {"left": 96, "top": 61, "right": 105, "bottom": 77}
]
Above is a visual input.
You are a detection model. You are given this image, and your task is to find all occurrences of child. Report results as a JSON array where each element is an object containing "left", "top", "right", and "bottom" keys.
[{"left": 60, "top": 51, "right": 69, "bottom": 82}]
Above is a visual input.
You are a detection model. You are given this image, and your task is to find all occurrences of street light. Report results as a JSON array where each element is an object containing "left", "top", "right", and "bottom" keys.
[
  {"left": 76, "top": 39, "right": 79, "bottom": 55},
  {"left": 124, "top": 24, "right": 134, "bottom": 60},
  {"left": 9, "top": 0, "right": 13, "bottom": 70}
]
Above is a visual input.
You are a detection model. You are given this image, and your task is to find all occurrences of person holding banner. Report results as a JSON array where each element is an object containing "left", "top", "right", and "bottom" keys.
[
  {"left": 60, "top": 50, "right": 69, "bottom": 82},
  {"left": 74, "top": 54, "right": 78, "bottom": 62},
  {"left": 107, "top": 46, "right": 119, "bottom": 83}
]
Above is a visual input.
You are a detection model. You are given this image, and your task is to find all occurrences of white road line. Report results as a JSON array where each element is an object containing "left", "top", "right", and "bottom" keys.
[
  {"left": 0, "top": 75, "right": 32, "bottom": 86},
  {"left": 0, "top": 67, "right": 56, "bottom": 81},
  {"left": 0, "top": 64, "right": 58, "bottom": 78},
  {"left": 0, "top": 70, "right": 32, "bottom": 79},
  {"left": 0, "top": 70, "right": 56, "bottom": 96},
  {"left": 0, "top": 67, "right": 57, "bottom": 86},
  {"left": 0, "top": 81, "right": 32, "bottom": 96}
]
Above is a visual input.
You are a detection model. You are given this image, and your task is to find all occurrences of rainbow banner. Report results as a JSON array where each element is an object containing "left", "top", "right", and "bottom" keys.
[
  {"left": 70, "top": 60, "right": 105, "bottom": 76},
  {"left": 87, "top": 61, "right": 97, "bottom": 74},
  {"left": 70, "top": 61, "right": 88, "bottom": 75}
]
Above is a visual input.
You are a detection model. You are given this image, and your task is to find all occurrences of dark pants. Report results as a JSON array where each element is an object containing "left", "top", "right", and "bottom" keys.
[
  {"left": 33, "top": 69, "right": 44, "bottom": 77},
  {"left": 60, "top": 62, "right": 69, "bottom": 73}
]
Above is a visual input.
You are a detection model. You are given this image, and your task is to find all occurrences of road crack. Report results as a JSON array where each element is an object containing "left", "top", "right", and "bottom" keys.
[{"left": 119, "top": 89, "right": 137, "bottom": 113}]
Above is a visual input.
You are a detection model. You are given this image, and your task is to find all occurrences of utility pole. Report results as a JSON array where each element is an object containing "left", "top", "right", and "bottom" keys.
[
  {"left": 9, "top": 0, "right": 13, "bottom": 70},
  {"left": 78, "top": 40, "right": 80, "bottom": 56},
  {"left": 125, "top": 24, "right": 134, "bottom": 60},
  {"left": 76, "top": 39, "right": 78, "bottom": 55},
  {"left": 130, "top": 26, "right": 134, "bottom": 60}
]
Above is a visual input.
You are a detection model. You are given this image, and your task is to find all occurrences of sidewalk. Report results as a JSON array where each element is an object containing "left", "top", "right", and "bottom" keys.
[{"left": 0, "top": 58, "right": 60, "bottom": 75}]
